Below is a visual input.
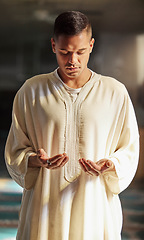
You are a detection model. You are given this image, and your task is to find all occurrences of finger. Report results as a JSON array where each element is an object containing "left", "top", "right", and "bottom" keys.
[
  {"left": 81, "top": 159, "right": 96, "bottom": 172},
  {"left": 49, "top": 153, "right": 67, "bottom": 164},
  {"left": 60, "top": 156, "right": 69, "bottom": 167},
  {"left": 79, "top": 159, "right": 89, "bottom": 172},
  {"left": 50, "top": 156, "right": 69, "bottom": 169},
  {"left": 80, "top": 159, "right": 100, "bottom": 176},
  {"left": 87, "top": 160, "right": 101, "bottom": 172},
  {"left": 51, "top": 156, "right": 69, "bottom": 169},
  {"left": 46, "top": 153, "right": 68, "bottom": 168},
  {"left": 84, "top": 161, "right": 99, "bottom": 176},
  {"left": 37, "top": 149, "right": 45, "bottom": 155},
  {"left": 79, "top": 159, "right": 93, "bottom": 176},
  {"left": 88, "top": 168, "right": 99, "bottom": 176},
  {"left": 106, "top": 160, "right": 113, "bottom": 167},
  {"left": 37, "top": 149, "right": 49, "bottom": 162},
  {"left": 79, "top": 159, "right": 88, "bottom": 172},
  {"left": 96, "top": 159, "right": 107, "bottom": 167},
  {"left": 101, "top": 160, "right": 114, "bottom": 173},
  {"left": 49, "top": 156, "right": 68, "bottom": 169}
]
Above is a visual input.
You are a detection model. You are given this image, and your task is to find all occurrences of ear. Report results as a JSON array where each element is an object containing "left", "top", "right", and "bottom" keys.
[
  {"left": 51, "top": 38, "right": 56, "bottom": 53},
  {"left": 90, "top": 38, "right": 95, "bottom": 53}
]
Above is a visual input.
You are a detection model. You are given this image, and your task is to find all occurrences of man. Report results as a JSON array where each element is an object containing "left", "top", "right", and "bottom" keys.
[{"left": 5, "top": 11, "right": 139, "bottom": 240}]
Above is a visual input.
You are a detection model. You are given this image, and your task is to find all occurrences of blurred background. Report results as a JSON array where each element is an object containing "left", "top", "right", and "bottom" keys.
[{"left": 0, "top": 0, "right": 144, "bottom": 239}]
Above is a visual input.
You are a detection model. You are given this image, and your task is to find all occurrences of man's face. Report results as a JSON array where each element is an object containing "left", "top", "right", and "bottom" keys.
[{"left": 51, "top": 30, "right": 94, "bottom": 81}]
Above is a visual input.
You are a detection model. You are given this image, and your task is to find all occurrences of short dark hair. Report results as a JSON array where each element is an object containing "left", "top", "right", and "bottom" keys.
[{"left": 53, "top": 11, "right": 92, "bottom": 40}]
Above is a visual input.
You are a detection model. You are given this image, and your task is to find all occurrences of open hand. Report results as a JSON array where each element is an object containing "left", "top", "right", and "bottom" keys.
[
  {"left": 28, "top": 149, "right": 69, "bottom": 169},
  {"left": 79, "top": 158, "right": 114, "bottom": 176}
]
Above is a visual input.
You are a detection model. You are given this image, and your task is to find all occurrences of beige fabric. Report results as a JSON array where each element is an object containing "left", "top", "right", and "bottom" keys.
[{"left": 5, "top": 69, "right": 139, "bottom": 240}]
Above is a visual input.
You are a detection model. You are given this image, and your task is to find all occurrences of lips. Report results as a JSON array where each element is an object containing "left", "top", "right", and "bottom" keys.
[
  {"left": 68, "top": 67, "right": 77, "bottom": 70},
  {"left": 66, "top": 66, "right": 79, "bottom": 71}
]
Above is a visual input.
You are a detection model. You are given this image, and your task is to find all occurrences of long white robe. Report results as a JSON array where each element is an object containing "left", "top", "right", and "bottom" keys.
[{"left": 5, "top": 69, "right": 139, "bottom": 240}]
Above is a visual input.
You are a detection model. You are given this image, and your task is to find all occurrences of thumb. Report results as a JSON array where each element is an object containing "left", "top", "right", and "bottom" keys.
[
  {"left": 37, "top": 148, "right": 45, "bottom": 156},
  {"left": 106, "top": 160, "right": 112, "bottom": 168},
  {"left": 37, "top": 149, "right": 48, "bottom": 158}
]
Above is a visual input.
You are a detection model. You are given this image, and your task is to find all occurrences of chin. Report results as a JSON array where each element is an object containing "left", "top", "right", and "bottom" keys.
[
  {"left": 66, "top": 73, "right": 80, "bottom": 79},
  {"left": 66, "top": 70, "right": 81, "bottom": 77}
]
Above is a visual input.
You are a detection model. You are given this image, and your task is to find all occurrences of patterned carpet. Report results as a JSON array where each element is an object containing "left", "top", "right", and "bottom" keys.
[{"left": 0, "top": 178, "right": 144, "bottom": 240}]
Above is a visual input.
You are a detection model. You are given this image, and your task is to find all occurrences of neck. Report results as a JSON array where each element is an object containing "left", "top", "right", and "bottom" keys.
[{"left": 57, "top": 68, "right": 92, "bottom": 89}]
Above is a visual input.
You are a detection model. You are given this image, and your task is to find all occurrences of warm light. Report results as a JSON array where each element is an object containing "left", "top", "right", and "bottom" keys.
[{"left": 136, "top": 34, "right": 144, "bottom": 85}]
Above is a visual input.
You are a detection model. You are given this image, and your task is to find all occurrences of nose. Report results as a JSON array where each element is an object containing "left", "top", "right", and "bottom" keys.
[{"left": 68, "top": 53, "right": 77, "bottom": 65}]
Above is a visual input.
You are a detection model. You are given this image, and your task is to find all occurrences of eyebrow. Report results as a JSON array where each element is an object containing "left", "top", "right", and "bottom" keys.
[
  {"left": 59, "top": 48, "right": 87, "bottom": 51},
  {"left": 78, "top": 48, "right": 87, "bottom": 51}
]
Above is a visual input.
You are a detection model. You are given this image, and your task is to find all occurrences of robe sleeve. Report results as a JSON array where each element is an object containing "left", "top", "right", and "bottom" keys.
[
  {"left": 102, "top": 90, "right": 139, "bottom": 195},
  {"left": 5, "top": 87, "right": 40, "bottom": 190}
]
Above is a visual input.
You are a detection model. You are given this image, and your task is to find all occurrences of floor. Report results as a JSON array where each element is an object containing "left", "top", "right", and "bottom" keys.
[
  {"left": 0, "top": 179, "right": 22, "bottom": 240},
  {"left": 0, "top": 178, "right": 144, "bottom": 240},
  {"left": 120, "top": 182, "right": 144, "bottom": 240}
]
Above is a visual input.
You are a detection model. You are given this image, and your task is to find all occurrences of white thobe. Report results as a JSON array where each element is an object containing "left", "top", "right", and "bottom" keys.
[{"left": 5, "top": 69, "right": 139, "bottom": 240}]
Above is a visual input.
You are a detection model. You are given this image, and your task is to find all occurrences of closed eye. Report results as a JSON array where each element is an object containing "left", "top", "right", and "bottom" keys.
[
  {"left": 77, "top": 48, "right": 87, "bottom": 55},
  {"left": 77, "top": 50, "right": 86, "bottom": 55},
  {"left": 59, "top": 50, "right": 69, "bottom": 55}
]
